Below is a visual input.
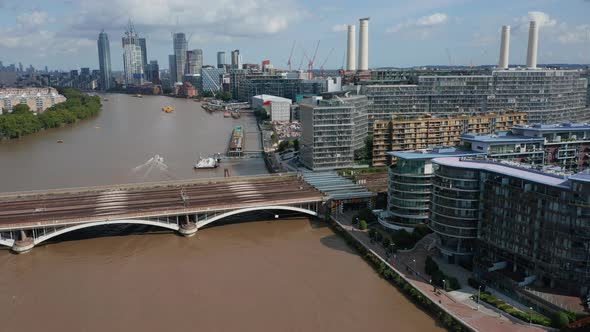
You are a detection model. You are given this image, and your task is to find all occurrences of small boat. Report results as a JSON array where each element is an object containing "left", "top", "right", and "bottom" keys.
[
  {"left": 134, "top": 94, "right": 143, "bottom": 98},
  {"left": 223, "top": 109, "right": 231, "bottom": 118},
  {"left": 103, "top": 98, "right": 109, "bottom": 101},
  {"left": 231, "top": 110, "right": 240, "bottom": 119},
  {"left": 56, "top": 139, "right": 64, "bottom": 143},
  {"left": 194, "top": 156, "right": 219, "bottom": 169},
  {"left": 162, "top": 106, "right": 174, "bottom": 113}
]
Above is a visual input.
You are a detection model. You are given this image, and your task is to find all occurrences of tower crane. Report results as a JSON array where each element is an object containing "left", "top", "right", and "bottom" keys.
[
  {"left": 298, "top": 49, "right": 309, "bottom": 71},
  {"left": 287, "top": 41, "right": 296, "bottom": 71},
  {"left": 308, "top": 40, "right": 321, "bottom": 77},
  {"left": 319, "top": 47, "right": 335, "bottom": 78}
]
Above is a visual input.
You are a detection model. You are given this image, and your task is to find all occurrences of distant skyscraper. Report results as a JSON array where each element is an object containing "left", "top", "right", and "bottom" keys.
[
  {"left": 217, "top": 51, "right": 226, "bottom": 69},
  {"left": 173, "top": 32, "right": 188, "bottom": 83},
  {"left": 18, "top": 62, "right": 23, "bottom": 72},
  {"left": 231, "top": 50, "right": 241, "bottom": 69},
  {"left": 186, "top": 49, "right": 203, "bottom": 75},
  {"left": 168, "top": 54, "right": 176, "bottom": 87},
  {"left": 145, "top": 60, "right": 160, "bottom": 84},
  {"left": 122, "top": 22, "right": 144, "bottom": 86},
  {"left": 139, "top": 38, "right": 148, "bottom": 70}
]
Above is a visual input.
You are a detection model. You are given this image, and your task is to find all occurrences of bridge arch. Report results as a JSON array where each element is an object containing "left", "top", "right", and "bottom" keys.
[
  {"left": 196, "top": 205, "right": 318, "bottom": 229},
  {"left": 33, "top": 219, "right": 180, "bottom": 246}
]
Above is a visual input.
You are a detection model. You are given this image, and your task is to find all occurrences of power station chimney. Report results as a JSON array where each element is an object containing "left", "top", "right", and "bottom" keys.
[
  {"left": 346, "top": 25, "right": 356, "bottom": 71},
  {"left": 498, "top": 25, "right": 510, "bottom": 69},
  {"left": 526, "top": 21, "right": 538, "bottom": 69},
  {"left": 358, "top": 18, "right": 369, "bottom": 71}
]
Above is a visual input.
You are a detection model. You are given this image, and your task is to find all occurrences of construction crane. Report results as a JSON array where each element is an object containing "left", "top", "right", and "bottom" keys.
[
  {"left": 287, "top": 41, "right": 296, "bottom": 71},
  {"left": 298, "top": 49, "right": 309, "bottom": 71},
  {"left": 308, "top": 40, "right": 321, "bottom": 76},
  {"left": 445, "top": 48, "right": 454, "bottom": 67},
  {"left": 319, "top": 47, "right": 335, "bottom": 78}
]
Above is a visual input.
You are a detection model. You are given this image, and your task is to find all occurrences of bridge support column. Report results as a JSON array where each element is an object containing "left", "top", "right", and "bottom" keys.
[
  {"left": 178, "top": 222, "right": 198, "bottom": 237},
  {"left": 12, "top": 230, "right": 34, "bottom": 254}
]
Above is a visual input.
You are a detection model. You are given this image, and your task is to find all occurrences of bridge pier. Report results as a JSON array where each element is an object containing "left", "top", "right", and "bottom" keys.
[
  {"left": 178, "top": 222, "right": 198, "bottom": 237},
  {"left": 12, "top": 230, "right": 34, "bottom": 254}
]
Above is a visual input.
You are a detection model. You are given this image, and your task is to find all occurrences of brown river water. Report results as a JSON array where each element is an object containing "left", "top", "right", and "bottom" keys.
[
  {"left": 0, "top": 94, "right": 443, "bottom": 331},
  {"left": 0, "top": 93, "right": 266, "bottom": 193},
  {"left": 0, "top": 218, "right": 444, "bottom": 332}
]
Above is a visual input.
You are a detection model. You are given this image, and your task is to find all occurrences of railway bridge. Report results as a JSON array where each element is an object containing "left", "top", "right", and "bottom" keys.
[{"left": 0, "top": 173, "right": 374, "bottom": 253}]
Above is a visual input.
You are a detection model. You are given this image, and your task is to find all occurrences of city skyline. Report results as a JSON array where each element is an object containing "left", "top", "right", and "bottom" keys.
[{"left": 0, "top": 0, "right": 588, "bottom": 71}]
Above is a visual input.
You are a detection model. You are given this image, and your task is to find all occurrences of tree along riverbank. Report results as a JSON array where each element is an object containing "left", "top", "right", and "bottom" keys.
[
  {"left": 0, "top": 88, "right": 101, "bottom": 139},
  {"left": 328, "top": 217, "right": 472, "bottom": 332}
]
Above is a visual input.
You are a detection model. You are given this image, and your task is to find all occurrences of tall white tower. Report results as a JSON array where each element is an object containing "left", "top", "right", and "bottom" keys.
[
  {"left": 346, "top": 25, "right": 356, "bottom": 71},
  {"left": 498, "top": 25, "right": 510, "bottom": 69},
  {"left": 526, "top": 21, "right": 538, "bottom": 69},
  {"left": 358, "top": 18, "right": 369, "bottom": 71}
]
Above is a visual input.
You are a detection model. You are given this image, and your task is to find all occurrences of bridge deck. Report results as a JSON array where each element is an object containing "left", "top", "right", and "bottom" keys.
[{"left": 0, "top": 176, "right": 324, "bottom": 230}]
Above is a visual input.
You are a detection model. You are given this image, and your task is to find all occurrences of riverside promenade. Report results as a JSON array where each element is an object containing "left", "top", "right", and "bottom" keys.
[{"left": 331, "top": 213, "right": 552, "bottom": 332}]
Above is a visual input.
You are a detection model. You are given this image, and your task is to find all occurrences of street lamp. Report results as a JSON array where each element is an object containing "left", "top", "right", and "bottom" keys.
[
  {"left": 529, "top": 307, "right": 533, "bottom": 325},
  {"left": 413, "top": 259, "right": 416, "bottom": 274},
  {"left": 477, "top": 286, "right": 481, "bottom": 310},
  {"left": 442, "top": 279, "right": 446, "bottom": 292}
]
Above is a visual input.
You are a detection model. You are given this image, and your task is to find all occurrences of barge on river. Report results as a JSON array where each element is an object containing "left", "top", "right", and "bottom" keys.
[{"left": 227, "top": 126, "right": 244, "bottom": 157}]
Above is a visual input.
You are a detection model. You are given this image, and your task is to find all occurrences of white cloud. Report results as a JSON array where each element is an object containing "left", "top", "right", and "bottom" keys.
[
  {"left": 0, "top": 11, "right": 93, "bottom": 56},
  {"left": 519, "top": 11, "right": 557, "bottom": 28},
  {"left": 16, "top": 11, "right": 49, "bottom": 28},
  {"left": 64, "top": 0, "right": 306, "bottom": 41},
  {"left": 331, "top": 24, "right": 348, "bottom": 32},
  {"left": 387, "top": 13, "right": 448, "bottom": 33}
]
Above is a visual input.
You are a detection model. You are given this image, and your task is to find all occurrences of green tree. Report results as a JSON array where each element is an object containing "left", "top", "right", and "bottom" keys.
[
  {"left": 219, "top": 92, "right": 232, "bottom": 102},
  {"left": 277, "top": 140, "right": 290, "bottom": 152},
  {"left": 554, "top": 311, "right": 570, "bottom": 328},
  {"left": 358, "top": 220, "right": 368, "bottom": 230},
  {"left": 11, "top": 104, "right": 31, "bottom": 114},
  {"left": 364, "top": 135, "right": 373, "bottom": 160},
  {"left": 293, "top": 139, "right": 300, "bottom": 151}
]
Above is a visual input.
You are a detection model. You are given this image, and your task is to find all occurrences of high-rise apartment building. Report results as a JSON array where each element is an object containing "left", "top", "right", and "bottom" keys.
[
  {"left": 430, "top": 157, "right": 590, "bottom": 295},
  {"left": 300, "top": 93, "right": 370, "bottom": 170},
  {"left": 97, "top": 30, "right": 112, "bottom": 90},
  {"left": 217, "top": 52, "right": 226, "bottom": 69},
  {"left": 172, "top": 33, "right": 187, "bottom": 83},
  {"left": 231, "top": 50, "right": 241, "bottom": 69},
  {"left": 186, "top": 49, "right": 203, "bottom": 75},
  {"left": 461, "top": 123, "right": 590, "bottom": 172},
  {"left": 122, "top": 23, "right": 144, "bottom": 86},
  {"left": 362, "top": 70, "right": 588, "bottom": 130},
  {"left": 372, "top": 112, "right": 528, "bottom": 166},
  {"left": 139, "top": 38, "right": 148, "bottom": 70}
]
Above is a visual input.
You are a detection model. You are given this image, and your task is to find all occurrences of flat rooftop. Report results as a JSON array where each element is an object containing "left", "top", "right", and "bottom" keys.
[
  {"left": 432, "top": 157, "right": 570, "bottom": 188},
  {"left": 388, "top": 148, "right": 485, "bottom": 160},
  {"left": 460, "top": 133, "right": 544, "bottom": 143},
  {"left": 512, "top": 123, "right": 590, "bottom": 132}
]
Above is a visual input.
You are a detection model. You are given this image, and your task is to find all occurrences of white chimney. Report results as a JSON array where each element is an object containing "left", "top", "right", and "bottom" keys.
[
  {"left": 346, "top": 25, "right": 356, "bottom": 71},
  {"left": 358, "top": 18, "right": 369, "bottom": 71},
  {"left": 526, "top": 21, "right": 538, "bottom": 69},
  {"left": 498, "top": 25, "right": 510, "bottom": 69}
]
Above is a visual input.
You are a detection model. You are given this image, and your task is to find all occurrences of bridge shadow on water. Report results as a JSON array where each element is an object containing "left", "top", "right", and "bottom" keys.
[
  {"left": 40, "top": 224, "right": 170, "bottom": 246},
  {"left": 39, "top": 210, "right": 328, "bottom": 246}
]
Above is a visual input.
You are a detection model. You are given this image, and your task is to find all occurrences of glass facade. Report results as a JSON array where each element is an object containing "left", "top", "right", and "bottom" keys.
[{"left": 429, "top": 157, "right": 590, "bottom": 295}]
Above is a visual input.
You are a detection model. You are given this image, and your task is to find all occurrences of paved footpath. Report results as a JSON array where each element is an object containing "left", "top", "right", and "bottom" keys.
[{"left": 332, "top": 212, "right": 553, "bottom": 332}]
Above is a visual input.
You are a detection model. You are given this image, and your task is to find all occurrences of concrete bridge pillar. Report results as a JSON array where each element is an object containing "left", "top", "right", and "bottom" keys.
[
  {"left": 12, "top": 230, "right": 34, "bottom": 254},
  {"left": 178, "top": 222, "right": 198, "bottom": 237}
]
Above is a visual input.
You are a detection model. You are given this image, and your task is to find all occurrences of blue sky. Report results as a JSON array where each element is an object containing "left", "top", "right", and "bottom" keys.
[{"left": 0, "top": 0, "right": 588, "bottom": 71}]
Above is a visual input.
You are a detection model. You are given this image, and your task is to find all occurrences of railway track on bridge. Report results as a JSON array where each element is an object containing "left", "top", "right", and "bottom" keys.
[{"left": 0, "top": 175, "right": 324, "bottom": 229}]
